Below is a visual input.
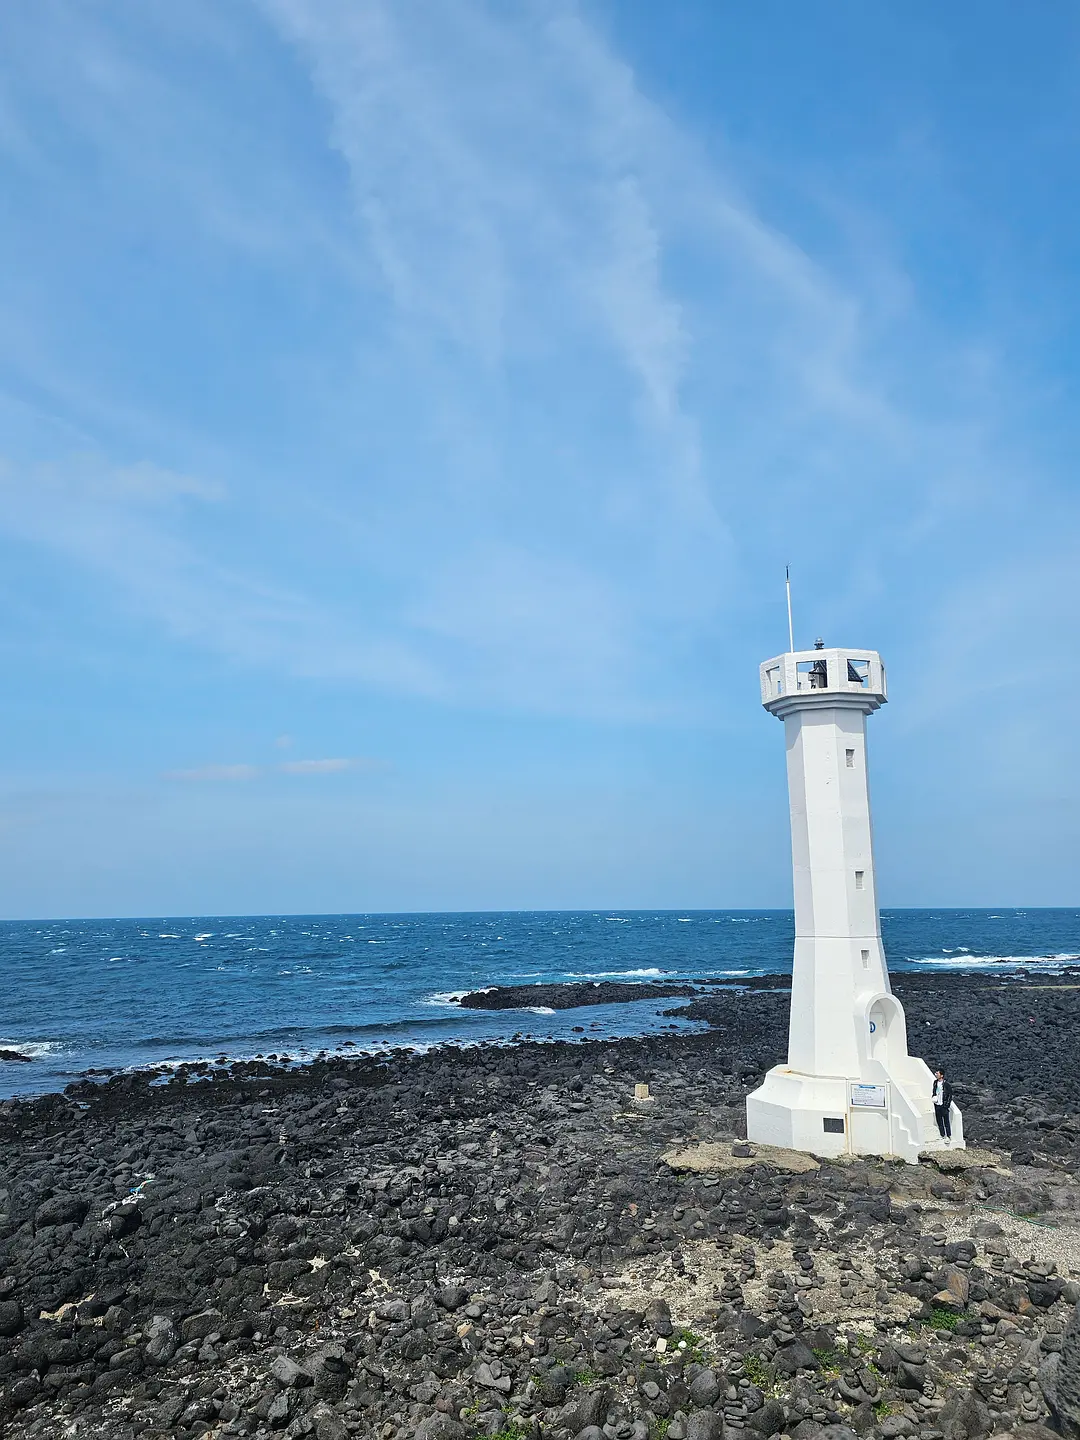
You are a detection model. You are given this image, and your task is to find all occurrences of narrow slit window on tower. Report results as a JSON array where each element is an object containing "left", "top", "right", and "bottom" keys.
[
  {"left": 861, "top": 949, "right": 870, "bottom": 968},
  {"left": 845, "top": 748, "right": 855, "bottom": 768},
  {"left": 855, "top": 870, "right": 865, "bottom": 890}
]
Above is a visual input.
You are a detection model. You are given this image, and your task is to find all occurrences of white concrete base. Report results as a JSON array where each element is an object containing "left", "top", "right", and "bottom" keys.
[{"left": 746, "top": 1064, "right": 964, "bottom": 1164}]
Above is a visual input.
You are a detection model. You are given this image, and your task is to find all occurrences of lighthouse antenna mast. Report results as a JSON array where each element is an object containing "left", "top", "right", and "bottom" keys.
[{"left": 785, "top": 565, "right": 794, "bottom": 653}]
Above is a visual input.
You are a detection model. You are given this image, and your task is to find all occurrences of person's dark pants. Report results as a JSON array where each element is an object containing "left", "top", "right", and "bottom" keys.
[{"left": 934, "top": 1104, "right": 951, "bottom": 1139}]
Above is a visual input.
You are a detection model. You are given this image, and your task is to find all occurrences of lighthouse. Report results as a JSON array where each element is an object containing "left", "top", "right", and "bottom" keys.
[{"left": 745, "top": 642, "right": 963, "bottom": 1161}]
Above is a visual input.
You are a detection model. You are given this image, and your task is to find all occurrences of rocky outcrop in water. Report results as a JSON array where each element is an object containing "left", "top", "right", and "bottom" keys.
[{"left": 457, "top": 981, "right": 701, "bottom": 1010}]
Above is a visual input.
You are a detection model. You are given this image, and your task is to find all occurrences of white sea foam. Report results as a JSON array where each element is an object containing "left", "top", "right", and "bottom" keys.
[
  {"left": 194, "top": 933, "right": 213, "bottom": 941},
  {"left": 158, "top": 934, "right": 180, "bottom": 939},
  {"left": 912, "top": 953, "right": 1079, "bottom": 969},
  {"left": 0, "top": 1038, "right": 62, "bottom": 1059},
  {"left": 563, "top": 968, "right": 671, "bottom": 979},
  {"left": 420, "top": 989, "right": 473, "bottom": 1006},
  {"left": 525, "top": 1006, "right": 556, "bottom": 1015}
]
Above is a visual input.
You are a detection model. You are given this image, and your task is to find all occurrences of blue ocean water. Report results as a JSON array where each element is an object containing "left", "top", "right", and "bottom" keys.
[{"left": 1, "top": 908, "right": 1077, "bottom": 1098}]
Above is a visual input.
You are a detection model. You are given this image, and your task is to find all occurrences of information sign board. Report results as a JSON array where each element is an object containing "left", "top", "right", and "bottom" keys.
[{"left": 850, "top": 1083, "right": 887, "bottom": 1109}]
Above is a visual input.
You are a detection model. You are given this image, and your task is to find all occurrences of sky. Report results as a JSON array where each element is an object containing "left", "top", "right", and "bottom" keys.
[{"left": 0, "top": 0, "right": 1078, "bottom": 919}]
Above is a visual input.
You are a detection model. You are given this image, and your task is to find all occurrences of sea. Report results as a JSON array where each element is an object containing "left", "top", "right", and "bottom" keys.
[{"left": 1, "top": 908, "right": 1078, "bottom": 1099}]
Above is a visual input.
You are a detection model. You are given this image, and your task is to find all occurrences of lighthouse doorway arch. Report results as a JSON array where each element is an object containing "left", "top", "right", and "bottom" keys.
[{"left": 868, "top": 993, "right": 906, "bottom": 1070}]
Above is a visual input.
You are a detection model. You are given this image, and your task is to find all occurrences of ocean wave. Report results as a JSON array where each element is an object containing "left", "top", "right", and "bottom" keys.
[
  {"left": 525, "top": 1006, "right": 556, "bottom": 1015},
  {"left": 911, "top": 953, "right": 1080, "bottom": 968},
  {"left": 562, "top": 968, "right": 671, "bottom": 979},
  {"left": 0, "top": 1038, "right": 63, "bottom": 1059}
]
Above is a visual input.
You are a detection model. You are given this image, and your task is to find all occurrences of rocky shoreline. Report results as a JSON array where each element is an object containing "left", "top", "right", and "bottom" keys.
[{"left": 2, "top": 972, "right": 1080, "bottom": 1440}]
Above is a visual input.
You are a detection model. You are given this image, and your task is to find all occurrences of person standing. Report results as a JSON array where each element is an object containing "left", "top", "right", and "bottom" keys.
[{"left": 932, "top": 1069, "right": 953, "bottom": 1141}]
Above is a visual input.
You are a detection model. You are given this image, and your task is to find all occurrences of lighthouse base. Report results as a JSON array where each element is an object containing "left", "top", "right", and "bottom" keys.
[{"left": 746, "top": 1065, "right": 963, "bottom": 1164}]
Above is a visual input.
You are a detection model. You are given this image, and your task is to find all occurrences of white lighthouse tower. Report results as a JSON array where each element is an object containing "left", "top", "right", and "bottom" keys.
[{"left": 745, "top": 642, "right": 963, "bottom": 1162}]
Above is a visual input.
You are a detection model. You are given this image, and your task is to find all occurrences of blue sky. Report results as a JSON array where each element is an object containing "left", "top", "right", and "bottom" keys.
[{"left": 1, "top": 0, "right": 1078, "bottom": 918}]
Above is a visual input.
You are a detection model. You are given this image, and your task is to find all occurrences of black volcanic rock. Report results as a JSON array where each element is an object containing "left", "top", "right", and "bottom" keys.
[
  {"left": 456, "top": 980, "right": 700, "bottom": 1009},
  {"left": 1, "top": 971, "right": 1079, "bottom": 1439}
]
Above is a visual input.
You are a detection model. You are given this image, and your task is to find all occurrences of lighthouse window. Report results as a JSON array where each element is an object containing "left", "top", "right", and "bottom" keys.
[
  {"left": 855, "top": 871, "right": 865, "bottom": 890},
  {"left": 861, "top": 949, "right": 870, "bottom": 968},
  {"left": 845, "top": 748, "right": 855, "bottom": 768},
  {"left": 823, "top": 1117, "right": 845, "bottom": 1134},
  {"left": 847, "top": 658, "right": 871, "bottom": 688},
  {"left": 766, "top": 664, "right": 783, "bottom": 697},
  {"left": 797, "top": 658, "right": 829, "bottom": 691}
]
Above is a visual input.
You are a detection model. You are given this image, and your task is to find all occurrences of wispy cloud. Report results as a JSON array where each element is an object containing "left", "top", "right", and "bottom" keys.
[
  {"left": 0, "top": 451, "right": 441, "bottom": 695},
  {"left": 0, "top": 0, "right": 1062, "bottom": 726},
  {"left": 277, "top": 757, "right": 366, "bottom": 775},
  {"left": 164, "top": 764, "right": 260, "bottom": 783},
  {"left": 165, "top": 758, "right": 374, "bottom": 782}
]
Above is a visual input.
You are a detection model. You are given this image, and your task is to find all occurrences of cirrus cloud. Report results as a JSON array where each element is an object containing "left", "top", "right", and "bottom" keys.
[{"left": 164, "top": 758, "right": 375, "bottom": 781}]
